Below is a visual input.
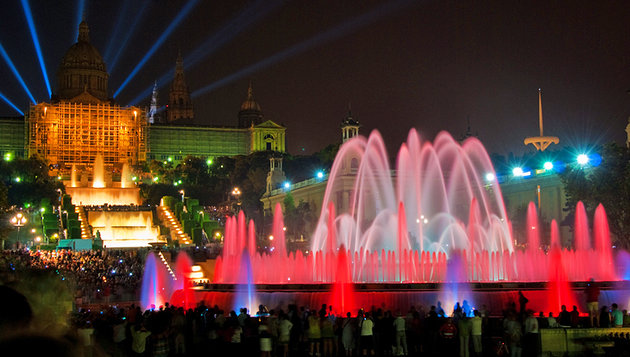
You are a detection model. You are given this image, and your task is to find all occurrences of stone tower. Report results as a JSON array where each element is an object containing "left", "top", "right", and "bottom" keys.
[
  {"left": 238, "top": 81, "right": 264, "bottom": 128},
  {"left": 167, "top": 53, "right": 194, "bottom": 123},
  {"left": 341, "top": 107, "right": 360, "bottom": 143},
  {"left": 147, "top": 81, "right": 158, "bottom": 124},
  {"left": 265, "top": 157, "right": 287, "bottom": 195}
]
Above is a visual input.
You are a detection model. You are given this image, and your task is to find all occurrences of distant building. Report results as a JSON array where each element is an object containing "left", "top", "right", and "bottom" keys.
[
  {"left": 0, "top": 116, "right": 26, "bottom": 160},
  {"left": 262, "top": 110, "right": 359, "bottom": 219},
  {"left": 147, "top": 81, "right": 286, "bottom": 163},
  {"left": 497, "top": 172, "right": 569, "bottom": 245},
  {"left": 1, "top": 20, "right": 286, "bottom": 173}
]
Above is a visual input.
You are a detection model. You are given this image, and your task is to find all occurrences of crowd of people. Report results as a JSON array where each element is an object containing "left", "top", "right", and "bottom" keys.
[
  {"left": 0, "top": 249, "right": 145, "bottom": 303},
  {"left": 2, "top": 248, "right": 630, "bottom": 356},
  {"left": 3, "top": 294, "right": 630, "bottom": 357}
]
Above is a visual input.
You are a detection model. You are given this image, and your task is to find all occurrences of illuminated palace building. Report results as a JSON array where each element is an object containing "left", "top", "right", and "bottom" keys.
[
  {"left": 3, "top": 21, "right": 285, "bottom": 176},
  {"left": 27, "top": 21, "right": 145, "bottom": 173}
]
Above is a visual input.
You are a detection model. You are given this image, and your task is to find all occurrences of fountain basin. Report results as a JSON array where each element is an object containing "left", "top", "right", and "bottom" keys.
[{"left": 178, "top": 281, "right": 630, "bottom": 316}]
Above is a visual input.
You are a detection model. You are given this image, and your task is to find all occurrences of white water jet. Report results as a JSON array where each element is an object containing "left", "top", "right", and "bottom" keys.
[{"left": 92, "top": 154, "right": 105, "bottom": 188}]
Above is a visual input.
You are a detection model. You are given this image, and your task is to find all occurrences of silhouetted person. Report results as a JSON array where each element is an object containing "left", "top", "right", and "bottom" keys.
[
  {"left": 570, "top": 306, "right": 580, "bottom": 327},
  {"left": 439, "top": 317, "right": 458, "bottom": 356},
  {"left": 537, "top": 312, "right": 549, "bottom": 329},
  {"left": 505, "top": 313, "right": 522, "bottom": 357},
  {"left": 523, "top": 310, "right": 539, "bottom": 357},
  {"left": 0, "top": 285, "right": 33, "bottom": 338},
  {"left": 458, "top": 315, "right": 471, "bottom": 357},
  {"left": 471, "top": 310, "right": 482, "bottom": 357},
  {"left": 600, "top": 306, "right": 611, "bottom": 328},
  {"left": 436, "top": 301, "right": 446, "bottom": 318},
  {"left": 558, "top": 305, "right": 571, "bottom": 327},
  {"left": 547, "top": 312, "right": 559, "bottom": 328},
  {"left": 518, "top": 291, "right": 529, "bottom": 318},
  {"left": 611, "top": 303, "right": 623, "bottom": 327}
]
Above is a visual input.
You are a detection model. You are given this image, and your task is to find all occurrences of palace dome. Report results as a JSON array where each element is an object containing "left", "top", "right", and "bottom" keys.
[
  {"left": 240, "top": 85, "right": 261, "bottom": 112},
  {"left": 56, "top": 21, "right": 109, "bottom": 102},
  {"left": 238, "top": 82, "right": 263, "bottom": 127}
]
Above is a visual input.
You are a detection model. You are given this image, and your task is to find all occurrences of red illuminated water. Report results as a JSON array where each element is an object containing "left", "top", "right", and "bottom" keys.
[
  {"left": 145, "top": 130, "right": 623, "bottom": 314},
  {"left": 215, "top": 130, "right": 618, "bottom": 286}
]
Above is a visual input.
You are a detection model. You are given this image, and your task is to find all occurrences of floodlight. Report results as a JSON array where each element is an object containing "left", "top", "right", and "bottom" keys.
[{"left": 577, "top": 154, "right": 589, "bottom": 165}]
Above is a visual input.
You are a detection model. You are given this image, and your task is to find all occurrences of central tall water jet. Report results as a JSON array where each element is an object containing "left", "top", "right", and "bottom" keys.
[{"left": 92, "top": 154, "right": 105, "bottom": 188}]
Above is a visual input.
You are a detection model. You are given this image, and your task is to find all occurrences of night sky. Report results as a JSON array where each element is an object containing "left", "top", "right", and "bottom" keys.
[{"left": 1, "top": 0, "right": 629, "bottom": 157}]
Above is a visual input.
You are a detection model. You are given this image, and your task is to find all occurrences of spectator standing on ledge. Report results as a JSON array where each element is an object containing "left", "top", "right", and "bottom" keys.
[
  {"left": 585, "top": 278, "right": 600, "bottom": 327},
  {"left": 393, "top": 311, "right": 407, "bottom": 356},
  {"left": 471, "top": 310, "right": 483, "bottom": 357},
  {"left": 523, "top": 310, "right": 539, "bottom": 357},
  {"left": 505, "top": 313, "right": 522, "bottom": 357},
  {"left": 458, "top": 315, "right": 472, "bottom": 357},
  {"left": 360, "top": 312, "right": 375, "bottom": 356}
]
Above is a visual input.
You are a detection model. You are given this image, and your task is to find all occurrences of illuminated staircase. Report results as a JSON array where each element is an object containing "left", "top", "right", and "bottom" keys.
[
  {"left": 75, "top": 206, "right": 92, "bottom": 239},
  {"left": 158, "top": 205, "right": 191, "bottom": 245},
  {"left": 189, "top": 265, "right": 207, "bottom": 283},
  {"left": 157, "top": 250, "right": 177, "bottom": 280}
]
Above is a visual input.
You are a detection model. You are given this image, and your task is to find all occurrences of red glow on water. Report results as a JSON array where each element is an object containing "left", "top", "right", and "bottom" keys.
[
  {"left": 174, "top": 252, "right": 194, "bottom": 309},
  {"left": 547, "top": 247, "right": 577, "bottom": 313},
  {"left": 330, "top": 246, "right": 355, "bottom": 315}
]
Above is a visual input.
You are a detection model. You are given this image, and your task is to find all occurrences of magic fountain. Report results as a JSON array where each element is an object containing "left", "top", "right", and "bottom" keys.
[
  {"left": 64, "top": 155, "right": 162, "bottom": 248},
  {"left": 147, "top": 130, "right": 629, "bottom": 314}
]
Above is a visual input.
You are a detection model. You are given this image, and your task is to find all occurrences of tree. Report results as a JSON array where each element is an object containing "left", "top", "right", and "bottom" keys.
[
  {"left": 559, "top": 142, "right": 630, "bottom": 249},
  {"left": 0, "top": 181, "right": 10, "bottom": 246},
  {"left": 0, "top": 156, "right": 63, "bottom": 208},
  {"left": 283, "top": 192, "right": 315, "bottom": 240},
  {"left": 139, "top": 183, "right": 180, "bottom": 206}
]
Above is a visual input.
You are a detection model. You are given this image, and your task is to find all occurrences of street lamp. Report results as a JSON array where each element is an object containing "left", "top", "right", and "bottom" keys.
[
  {"left": 10, "top": 212, "right": 27, "bottom": 248},
  {"left": 231, "top": 187, "right": 241, "bottom": 213},
  {"left": 179, "top": 190, "right": 185, "bottom": 202}
]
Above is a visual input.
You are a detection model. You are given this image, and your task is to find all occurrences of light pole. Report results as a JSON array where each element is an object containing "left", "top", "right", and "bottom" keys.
[
  {"left": 231, "top": 187, "right": 241, "bottom": 212},
  {"left": 10, "top": 212, "right": 27, "bottom": 248}
]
